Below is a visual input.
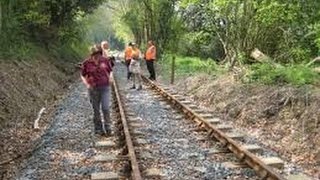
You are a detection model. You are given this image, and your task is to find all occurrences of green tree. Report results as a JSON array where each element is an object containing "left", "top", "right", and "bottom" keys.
[
  {"left": 179, "top": 0, "right": 320, "bottom": 68},
  {"left": 0, "top": 0, "right": 107, "bottom": 60}
]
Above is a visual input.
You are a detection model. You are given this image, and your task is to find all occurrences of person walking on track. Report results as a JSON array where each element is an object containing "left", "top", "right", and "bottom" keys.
[
  {"left": 129, "top": 43, "right": 143, "bottom": 90},
  {"left": 81, "top": 44, "right": 113, "bottom": 135},
  {"left": 124, "top": 42, "right": 133, "bottom": 80},
  {"left": 145, "top": 40, "right": 156, "bottom": 80}
]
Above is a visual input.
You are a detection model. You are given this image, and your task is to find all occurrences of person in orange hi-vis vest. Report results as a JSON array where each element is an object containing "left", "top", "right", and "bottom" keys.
[
  {"left": 145, "top": 40, "right": 156, "bottom": 80},
  {"left": 124, "top": 42, "right": 133, "bottom": 80}
]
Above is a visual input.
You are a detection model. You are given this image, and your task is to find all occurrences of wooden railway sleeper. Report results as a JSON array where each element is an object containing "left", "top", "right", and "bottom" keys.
[
  {"left": 197, "top": 121, "right": 203, "bottom": 127},
  {"left": 207, "top": 129, "right": 214, "bottom": 136},
  {"left": 142, "top": 76, "right": 285, "bottom": 180}
]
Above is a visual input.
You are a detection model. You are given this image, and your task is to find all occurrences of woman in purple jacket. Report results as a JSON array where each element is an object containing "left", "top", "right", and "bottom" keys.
[{"left": 81, "top": 45, "right": 113, "bottom": 135}]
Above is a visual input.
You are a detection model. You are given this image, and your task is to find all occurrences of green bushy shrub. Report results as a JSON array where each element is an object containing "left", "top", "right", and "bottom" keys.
[
  {"left": 161, "top": 54, "right": 221, "bottom": 76},
  {"left": 246, "top": 63, "right": 319, "bottom": 86}
]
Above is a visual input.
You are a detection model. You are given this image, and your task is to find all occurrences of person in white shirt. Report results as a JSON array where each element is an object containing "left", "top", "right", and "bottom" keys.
[
  {"left": 101, "top": 41, "right": 109, "bottom": 58},
  {"left": 129, "top": 43, "right": 142, "bottom": 90}
]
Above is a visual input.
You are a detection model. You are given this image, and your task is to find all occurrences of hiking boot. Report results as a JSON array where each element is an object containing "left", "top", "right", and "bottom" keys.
[
  {"left": 103, "top": 122, "right": 112, "bottom": 133},
  {"left": 94, "top": 130, "right": 103, "bottom": 135},
  {"left": 130, "top": 85, "right": 136, "bottom": 89},
  {"left": 103, "top": 129, "right": 112, "bottom": 136}
]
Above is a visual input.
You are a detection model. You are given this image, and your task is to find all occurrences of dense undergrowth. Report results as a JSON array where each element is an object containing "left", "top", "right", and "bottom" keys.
[
  {"left": 245, "top": 63, "right": 320, "bottom": 86},
  {"left": 159, "top": 54, "right": 223, "bottom": 77},
  {"left": 159, "top": 54, "right": 320, "bottom": 86}
]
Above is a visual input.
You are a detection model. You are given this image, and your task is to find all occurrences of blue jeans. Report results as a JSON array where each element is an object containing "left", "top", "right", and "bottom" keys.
[{"left": 88, "top": 85, "right": 110, "bottom": 132}]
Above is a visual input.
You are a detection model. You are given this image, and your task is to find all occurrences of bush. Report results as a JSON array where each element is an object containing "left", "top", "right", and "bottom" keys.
[
  {"left": 0, "top": 42, "right": 39, "bottom": 61},
  {"left": 159, "top": 54, "right": 223, "bottom": 81},
  {"left": 246, "top": 63, "right": 320, "bottom": 86},
  {"left": 176, "top": 32, "right": 225, "bottom": 60}
]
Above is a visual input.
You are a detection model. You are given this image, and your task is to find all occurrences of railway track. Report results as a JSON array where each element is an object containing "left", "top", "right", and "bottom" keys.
[
  {"left": 90, "top": 63, "right": 288, "bottom": 180},
  {"left": 90, "top": 76, "right": 162, "bottom": 180},
  {"left": 4, "top": 63, "right": 307, "bottom": 180},
  {"left": 140, "top": 75, "right": 287, "bottom": 180}
]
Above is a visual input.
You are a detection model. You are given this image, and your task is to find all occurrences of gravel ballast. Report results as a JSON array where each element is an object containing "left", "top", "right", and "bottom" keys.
[
  {"left": 12, "top": 62, "right": 306, "bottom": 180},
  {"left": 15, "top": 83, "right": 108, "bottom": 180},
  {"left": 114, "top": 63, "right": 258, "bottom": 179}
]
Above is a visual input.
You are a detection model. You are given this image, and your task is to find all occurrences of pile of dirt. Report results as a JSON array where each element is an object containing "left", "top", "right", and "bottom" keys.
[
  {"left": 174, "top": 73, "right": 319, "bottom": 178},
  {"left": 0, "top": 58, "right": 77, "bottom": 177}
]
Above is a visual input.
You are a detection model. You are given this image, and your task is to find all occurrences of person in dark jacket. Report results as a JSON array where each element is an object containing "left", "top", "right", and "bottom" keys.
[
  {"left": 81, "top": 45, "right": 113, "bottom": 135},
  {"left": 145, "top": 40, "right": 156, "bottom": 80}
]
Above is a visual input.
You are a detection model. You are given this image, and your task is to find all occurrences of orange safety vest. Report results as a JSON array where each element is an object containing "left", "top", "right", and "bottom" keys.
[
  {"left": 145, "top": 45, "right": 156, "bottom": 60},
  {"left": 124, "top": 47, "right": 132, "bottom": 60},
  {"left": 132, "top": 48, "right": 141, "bottom": 60}
]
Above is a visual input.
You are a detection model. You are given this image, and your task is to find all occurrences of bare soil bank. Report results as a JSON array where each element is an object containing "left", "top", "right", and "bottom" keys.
[{"left": 0, "top": 58, "right": 78, "bottom": 178}]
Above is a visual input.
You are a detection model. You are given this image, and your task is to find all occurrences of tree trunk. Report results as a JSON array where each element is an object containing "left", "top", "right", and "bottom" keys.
[{"left": 0, "top": 2, "right": 2, "bottom": 33}]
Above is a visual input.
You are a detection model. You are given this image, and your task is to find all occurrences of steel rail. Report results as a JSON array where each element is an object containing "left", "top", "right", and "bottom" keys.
[
  {"left": 142, "top": 75, "right": 286, "bottom": 180},
  {"left": 112, "top": 77, "right": 142, "bottom": 180}
]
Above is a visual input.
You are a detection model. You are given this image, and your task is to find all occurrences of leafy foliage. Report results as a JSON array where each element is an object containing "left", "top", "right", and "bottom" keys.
[
  {"left": 113, "top": 0, "right": 183, "bottom": 56},
  {"left": 160, "top": 54, "right": 222, "bottom": 76},
  {"left": 1, "top": 0, "right": 319, "bottom": 86},
  {"left": 246, "top": 64, "right": 320, "bottom": 86},
  {"left": 0, "top": 0, "right": 106, "bottom": 61},
  {"left": 177, "top": 0, "right": 320, "bottom": 67}
]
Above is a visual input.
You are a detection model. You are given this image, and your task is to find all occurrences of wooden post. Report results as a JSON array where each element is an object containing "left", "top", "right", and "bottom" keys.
[{"left": 171, "top": 56, "right": 175, "bottom": 84}]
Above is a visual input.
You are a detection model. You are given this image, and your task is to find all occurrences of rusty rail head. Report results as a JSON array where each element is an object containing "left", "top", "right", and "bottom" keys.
[
  {"left": 112, "top": 77, "right": 142, "bottom": 180},
  {"left": 141, "top": 75, "right": 286, "bottom": 180}
]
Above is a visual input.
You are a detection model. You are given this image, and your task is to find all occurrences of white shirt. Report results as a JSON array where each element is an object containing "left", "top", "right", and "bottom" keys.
[{"left": 102, "top": 49, "right": 109, "bottom": 58}]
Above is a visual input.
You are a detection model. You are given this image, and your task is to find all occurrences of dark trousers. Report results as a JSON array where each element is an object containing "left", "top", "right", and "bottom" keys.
[
  {"left": 88, "top": 85, "right": 110, "bottom": 132},
  {"left": 146, "top": 60, "right": 156, "bottom": 80},
  {"left": 125, "top": 60, "right": 132, "bottom": 80}
]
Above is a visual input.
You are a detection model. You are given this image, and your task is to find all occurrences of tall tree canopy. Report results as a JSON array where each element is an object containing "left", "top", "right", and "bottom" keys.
[
  {"left": 1, "top": 0, "right": 320, "bottom": 69},
  {"left": 0, "top": 0, "right": 107, "bottom": 59},
  {"left": 111, "top": 0, "right": 320, "bottom": 68},
  {"left": 178, "top": 0, "right": 320, "bottom": 67}
]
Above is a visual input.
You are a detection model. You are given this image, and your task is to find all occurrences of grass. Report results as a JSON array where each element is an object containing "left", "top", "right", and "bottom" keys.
[
  {"left": 245, "top": 63, "right": 320, "bottom": 86},
  {"left": 0, "top": 26, "right": 88, "bottom": 64},
  {"left": 159, "top": 54, "right": 319, "bottom": 86},
  {"left": 159, "top": 54, "right": 223, "bottom": 81},
  {"left": 0, "top": 40, "right": 40, "bottom": 62},
  {"left": 0, "top": 33, "right": 88, "bottom": 75}
]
